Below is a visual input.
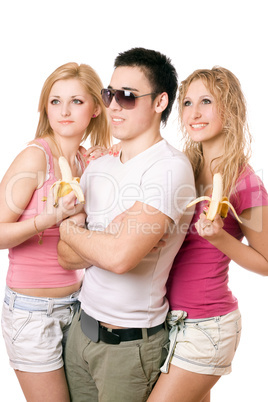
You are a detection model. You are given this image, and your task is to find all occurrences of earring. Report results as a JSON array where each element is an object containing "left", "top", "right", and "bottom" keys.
[{"left": 92, "top": 114, "right": 96, "bottom": 118}]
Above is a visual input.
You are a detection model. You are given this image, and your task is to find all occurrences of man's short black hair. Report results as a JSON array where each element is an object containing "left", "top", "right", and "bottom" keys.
[{"left": 114, "top": 47, "right": 178, "bottom": 126}]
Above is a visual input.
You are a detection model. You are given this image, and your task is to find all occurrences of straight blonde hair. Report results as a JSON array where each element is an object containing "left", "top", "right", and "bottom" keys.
[{"left": 35, "top": 62, "right": 111, "bottom": 148}]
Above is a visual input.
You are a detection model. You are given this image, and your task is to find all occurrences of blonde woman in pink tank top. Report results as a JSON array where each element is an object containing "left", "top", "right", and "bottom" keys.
[
  {"left": 148, "top": 68, "right": 268, "bottom": 402},
  {"left": 0, "top": 62, "right": 111, "bottom": 401}
]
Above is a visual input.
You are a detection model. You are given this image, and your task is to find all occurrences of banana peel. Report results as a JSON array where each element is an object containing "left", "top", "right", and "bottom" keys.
[
  {"left": 42, "top": 156, "right": 85, "bottom": 207},
  {"left": 187, "top": 173, "right": 242, "bottom": 223}
]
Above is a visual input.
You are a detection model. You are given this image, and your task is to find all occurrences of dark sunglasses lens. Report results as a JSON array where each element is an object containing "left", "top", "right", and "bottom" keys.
[
  {"left": 115, "top": 90, "right": 135, "bottom": 110},
  {"left": 101, "top": 89, "right": 112, "bottom": 108}
]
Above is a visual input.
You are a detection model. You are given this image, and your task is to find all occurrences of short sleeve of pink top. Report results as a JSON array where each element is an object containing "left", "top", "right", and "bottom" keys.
[
  {"left": 167, "top": 166, "right": 268, "bottom": 319},
  {"left": 6, "top": 138, "right": 84, "bottom": 289}
]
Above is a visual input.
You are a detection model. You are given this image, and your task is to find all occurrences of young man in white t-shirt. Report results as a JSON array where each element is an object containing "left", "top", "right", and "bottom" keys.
[{"left": 58, "top": 47, "right": 195, "bottom": 401}]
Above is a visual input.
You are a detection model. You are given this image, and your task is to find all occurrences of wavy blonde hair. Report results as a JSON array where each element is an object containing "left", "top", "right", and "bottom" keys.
[
  {"left": 178, "top": 66, "right": 252, "bottom": 196},
  {"left": 35, "top": 62, "right": 111, "bottom": 148}
]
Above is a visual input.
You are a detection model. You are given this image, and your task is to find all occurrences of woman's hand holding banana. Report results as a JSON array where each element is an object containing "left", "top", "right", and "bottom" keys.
[{"left": 187, "top": 173, "right": 242, "bottom": 239}]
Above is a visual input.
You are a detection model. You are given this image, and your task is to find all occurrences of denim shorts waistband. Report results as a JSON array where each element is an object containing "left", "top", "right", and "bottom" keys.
[
  {"left": 184, "top": 317, "right": 217, "bottom": 323},
  {"left": 182, "top": 309, "right": 240, "bottom": 323},
  {"left": 4, "top": 286, "right": 80, "bottom": 313}
]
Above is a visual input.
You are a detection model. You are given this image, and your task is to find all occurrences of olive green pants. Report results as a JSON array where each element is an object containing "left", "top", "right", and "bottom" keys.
[{"left": 64, "top": 310, "right": 169, "bottom": 402}]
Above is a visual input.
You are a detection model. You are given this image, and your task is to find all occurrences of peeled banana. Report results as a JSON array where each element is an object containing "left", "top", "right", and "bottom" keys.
[
  {"left": 187, "top": 173, "right": 242, "bottom": 223},
  {"left": 50, "top": 156, "right": 85, "bottom": 207}
]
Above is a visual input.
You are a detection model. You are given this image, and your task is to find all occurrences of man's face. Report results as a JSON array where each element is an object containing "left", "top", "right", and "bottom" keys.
[{"left": 107, "top": 66, "right": 158, "bottom": 142}]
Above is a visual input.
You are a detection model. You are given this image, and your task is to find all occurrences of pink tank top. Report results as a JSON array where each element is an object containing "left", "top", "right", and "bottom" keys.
[
  {"left": 6, "top": 138, "right": 84, "bottom": 288},
  {"left": 167, "top": 166, "right": 268, "bottom": 318}
]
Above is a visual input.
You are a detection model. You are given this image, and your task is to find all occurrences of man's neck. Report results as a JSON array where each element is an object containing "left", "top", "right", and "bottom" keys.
[{"left": 120, "top": 132, "right": 163, "bottom": 163}]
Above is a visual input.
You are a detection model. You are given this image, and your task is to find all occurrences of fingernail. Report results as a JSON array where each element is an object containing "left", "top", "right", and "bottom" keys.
[
  {"left": 86, "top": 160, "right": 90, "bottom": 164},
  {"left": 203, "top": 206, "right": 209, "bottom": 214},
  {"left": 101, "top": 153, "right": 104, "bottom": 156}
]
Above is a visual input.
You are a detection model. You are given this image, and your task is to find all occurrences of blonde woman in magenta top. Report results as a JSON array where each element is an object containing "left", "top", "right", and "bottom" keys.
[
  {"left": 148, "top": 67, "right": 268, "bottom": 401},
  {"left": 0, "top": 62, "right": 110, "bottom": 401}
]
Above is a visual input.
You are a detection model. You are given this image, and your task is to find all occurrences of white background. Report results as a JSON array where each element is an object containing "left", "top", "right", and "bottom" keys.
[{"left": 0, "top": 1, "right": 267, "bottom": 401}]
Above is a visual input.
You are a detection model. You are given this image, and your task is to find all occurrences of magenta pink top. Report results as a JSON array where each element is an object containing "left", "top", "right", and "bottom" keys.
[
  {"left": 6, "top": 138, "right": 84, "bottom": 288},
  {"left": 167, "top": 166, "right": 268, "bottom": 318}
]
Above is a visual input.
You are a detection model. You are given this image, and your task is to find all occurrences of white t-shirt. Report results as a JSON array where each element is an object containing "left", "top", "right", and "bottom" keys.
[{"left": 79, "top": 139, "right": 195, "bottom": 327}]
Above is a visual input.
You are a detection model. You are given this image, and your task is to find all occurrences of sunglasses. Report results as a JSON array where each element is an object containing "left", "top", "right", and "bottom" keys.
[{"left": 101, "top": 88, "right": 156, "bottom": 110}]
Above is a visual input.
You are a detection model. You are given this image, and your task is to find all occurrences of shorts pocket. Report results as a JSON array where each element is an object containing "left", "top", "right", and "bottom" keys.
[
  {"left": 12, "top": 310, "right": 33, "bottom": 343},
  {"left": 186, "top": 319, "right": 220, "bottom": 350},
  {"left": 177, "top": 320, "right": 220, "bottom": 366}
]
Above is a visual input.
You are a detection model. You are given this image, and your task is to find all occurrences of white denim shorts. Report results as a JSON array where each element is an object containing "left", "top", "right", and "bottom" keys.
[
  {"left": 1, "top": 286, "right": 80, "bottom": 373},
  {"left": 170, "top": 309, "right": 242, "bottom": 376}
]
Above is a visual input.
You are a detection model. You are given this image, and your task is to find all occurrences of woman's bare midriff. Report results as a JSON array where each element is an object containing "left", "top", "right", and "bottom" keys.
[{"left": 11, "top": 280, "right": 82, "bottom": 298}]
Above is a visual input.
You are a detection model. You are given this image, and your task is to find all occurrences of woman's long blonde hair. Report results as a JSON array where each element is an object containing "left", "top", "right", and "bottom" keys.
[
  {"left": 178, "top": 66, "right": 252, "bottom": 196},
  {"left": 35, "top": 62, "right": 111, "bottom": 148}
]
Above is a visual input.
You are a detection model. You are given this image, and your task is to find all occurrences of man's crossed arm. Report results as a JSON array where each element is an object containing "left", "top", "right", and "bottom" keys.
[{"left": 58, "top": 201, "right": 172, "bottom": 274}]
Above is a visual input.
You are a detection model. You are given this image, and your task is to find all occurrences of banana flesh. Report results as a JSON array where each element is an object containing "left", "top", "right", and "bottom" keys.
[
  {"left": 187, "top": 173, "right": 242, "bottom": 223},
  {"left": 50, "top": 156, "right": 85, "bottom": 207}
]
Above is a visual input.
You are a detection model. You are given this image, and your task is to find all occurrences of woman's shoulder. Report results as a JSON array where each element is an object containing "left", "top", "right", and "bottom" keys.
[
  {"left": 17, "top": 141, "right": 48, "bottom": 171},
  {"left": 232, "top": 165, "right": 268, "bottom": 213},
  {"left": 236, "top": 165, "right": 266, "bottom": 193}
]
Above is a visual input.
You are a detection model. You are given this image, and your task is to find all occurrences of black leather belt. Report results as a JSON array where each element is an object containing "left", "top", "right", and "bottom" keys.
[{"left": 80, "top": 309, "right": 165, "bottom": 345}]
